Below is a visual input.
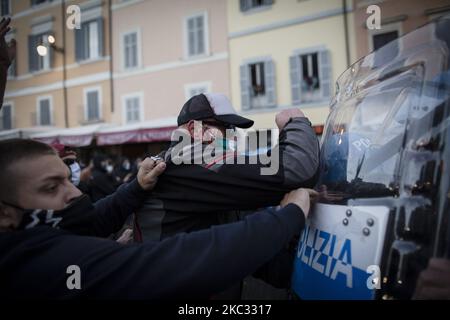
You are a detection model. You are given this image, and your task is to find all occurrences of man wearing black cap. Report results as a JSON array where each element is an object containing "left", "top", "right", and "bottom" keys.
[
  {"left": 135, "top": 93, "right": 319, "bottom": 244},
  {"left": 177, "top": 92, "right": 255, "bottom": 129},
  {"left": 134, "top": 92, "right": 318, "bottom": 296}
]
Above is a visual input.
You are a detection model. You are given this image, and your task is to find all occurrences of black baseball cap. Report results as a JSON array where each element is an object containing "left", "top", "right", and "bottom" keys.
[{"left": 177, "top": 93, "right": 254, "bottom": 128}]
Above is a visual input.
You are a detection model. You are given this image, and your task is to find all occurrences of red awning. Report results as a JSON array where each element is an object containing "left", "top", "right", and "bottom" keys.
[
  {"left": 30, "top": 124, "right": 112, "bottom": 147},
  {"left": 96, "top": 126, "right": 176, "bottom": 146},
  {"left": 95, "top": 117, "right": 178, "bottom": 146},
  {"left": 29, "top": 118, "right": 178, "bottom": 147}
]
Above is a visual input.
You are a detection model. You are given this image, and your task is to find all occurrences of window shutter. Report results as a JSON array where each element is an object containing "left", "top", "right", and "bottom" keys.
[
  {"left": 290, "top": 55, "right": 302, "bottom": 105},
  {"left": 1, "top": 105, "right": 12, "bottom": 129},
  {"left": 97, "top": 18, "right": 104, "bottom": 57},
  {"left": 28, "top": 35, "right": 38, "bottom": 72},
  {"left": 131, "top": 33, "right": 138, "bottom": 67},
  {"left": 319, "top": 50, "right": 332, "bottom": 99},
  {"left": 125, "top": 99, "right": 131, "bottom": 123},
  {"left": 135, "top": 98, "right": 141, "bottom": 121},
  {"left": 87, "top": 91, "right": 99, "bottom": 120},
  {"left": 240, "top": 0, "right": 251, "bottom": 12},
  {"left": 124, "top": 33, "right": 137, "bottom": 68},
  {"left": 240, "top": 65, "right": 251, "bottom": 110},
  {"left": 263, "top": 0, "right": 274, "bottom": 5},
  {"left": 187, "top": 18, "right": 195, "bottom": 56},
  {"left": 94, "top": 93, "right": 99, "bottom": 119},
  {"left": 124, "top": 34, "right": 129, "bottom": 68},
  {"left": 75, "top": 26, "right": 85, "bottom": 61},
  {"left": 196, "top": 16, "right": 205, "bottom": 55},
  {"left": 40, "top": 99, "right": 51, "bottom": 125},
  {"left": 264, "top": 60, "right": 276, "bottom": 108}
]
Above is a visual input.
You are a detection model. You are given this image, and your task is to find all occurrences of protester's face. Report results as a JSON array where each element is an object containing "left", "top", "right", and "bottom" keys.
[
  {"left": 188, "top": 119, "right": 227, "bottom": 143},
  {"left": 10, "top": 154, "right": 82, "bottom": 210}
]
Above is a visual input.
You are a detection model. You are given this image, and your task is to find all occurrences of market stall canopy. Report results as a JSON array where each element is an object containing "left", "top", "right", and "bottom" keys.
[
  {"left": 96, "top": 117, "right": 177, "bottom": 146},
  {"left": 30, "top": 123, "right": 113, "bottom": 147}
]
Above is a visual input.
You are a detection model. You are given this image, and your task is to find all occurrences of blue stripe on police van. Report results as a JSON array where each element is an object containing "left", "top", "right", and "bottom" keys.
[{"left": 292, "top": 258, "right": 375, "bottom": 300}]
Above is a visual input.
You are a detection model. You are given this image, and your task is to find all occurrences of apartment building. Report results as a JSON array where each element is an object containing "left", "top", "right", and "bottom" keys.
[
  {"left": 1, "top": 0, "right": 112, "bottom": 139},
  {"left": 227, "top": 0, "right": 357, "bottom": 131}
]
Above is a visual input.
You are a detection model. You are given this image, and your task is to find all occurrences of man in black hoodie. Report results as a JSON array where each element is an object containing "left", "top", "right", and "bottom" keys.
[{"left": 0, "top": 139, "right": 312, "bottom": 299}]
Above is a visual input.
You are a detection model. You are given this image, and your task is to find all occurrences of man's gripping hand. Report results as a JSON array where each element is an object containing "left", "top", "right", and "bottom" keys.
[{"left": 137, "top": 157, "right": 166, "bottom": 191}]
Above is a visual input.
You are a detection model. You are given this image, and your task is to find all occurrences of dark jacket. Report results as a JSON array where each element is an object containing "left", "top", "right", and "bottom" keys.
[
  {"left": 89, "top": 168, "right": 120, "bottom": 202},
  {"left": 0, "top": 202, "right": 304, "bottom": 299},
  {"left": 136, "top": 117, "right": 319, "bottom": 241},
  {"left": 70, "top": 179, "right": 149, "bottom": 237}
]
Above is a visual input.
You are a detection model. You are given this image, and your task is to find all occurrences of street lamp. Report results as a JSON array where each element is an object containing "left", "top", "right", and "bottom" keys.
[
  {"left": 36, "top": 35, "right": 64, "bottom": 56},
  {"left": 35, "top": 33, "right": 68, "bottom": 128},
  {"left": 36, "top": 44, "right": 48, "bottom": 56},
  {"left": 47, "top": 35, "right": 56, "bottom": 44}
]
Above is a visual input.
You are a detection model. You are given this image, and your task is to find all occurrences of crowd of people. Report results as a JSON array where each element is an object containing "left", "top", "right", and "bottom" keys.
[{"left": 72, "top": 152, "right": 142, "bottom": 202}]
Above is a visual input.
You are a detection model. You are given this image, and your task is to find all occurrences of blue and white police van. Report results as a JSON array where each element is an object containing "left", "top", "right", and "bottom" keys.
[{"left": 291, "top": 14, "right": 450, "bottom": 300}]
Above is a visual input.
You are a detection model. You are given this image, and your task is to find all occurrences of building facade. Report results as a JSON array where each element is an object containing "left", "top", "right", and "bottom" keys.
[
  {"left": 353, "top": 0, "right": 450, "bottom": 61},
  {"left": 227, "top": 0, "right": 357, "bottom": 130},
  {"left": 1, "top": 0, "right": 112, "bottom": 134},
  {"left": 1, "top": 0, "right": 231, "bottom": 156},
  {"left": 110, "top": 0, "right": 230, "bottom": 126}
]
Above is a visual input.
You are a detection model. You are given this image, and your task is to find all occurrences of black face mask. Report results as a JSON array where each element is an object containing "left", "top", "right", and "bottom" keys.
[{"left": 8, "top": 195, "right": 97, "bottom": 236}]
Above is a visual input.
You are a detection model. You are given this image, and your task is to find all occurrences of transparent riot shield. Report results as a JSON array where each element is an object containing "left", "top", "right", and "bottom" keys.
[{"left": 291, "top": 14, "right": 450, "bottom": 300}]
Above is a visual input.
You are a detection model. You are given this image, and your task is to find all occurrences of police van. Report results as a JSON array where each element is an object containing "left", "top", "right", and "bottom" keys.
[{"left": 291, "top": 14, "right": 450, "bottom": 300}]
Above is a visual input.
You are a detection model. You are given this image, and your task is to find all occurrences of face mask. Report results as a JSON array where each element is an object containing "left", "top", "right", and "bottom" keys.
[
  {"left": 106, "top": 165, "right": 114, "bottom": 174},
  {"left": 11, "top": 195, "right": 97, "bottom": 235},
  {"left": 123, "top": 162, "right": 130, "bottom": 171},
  {"left": 69, "top": 162, "right": 81, "bottom": 186}
]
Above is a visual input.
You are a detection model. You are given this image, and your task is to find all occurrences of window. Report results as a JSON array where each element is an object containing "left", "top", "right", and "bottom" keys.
[
  {"left": 123, "top": 94, "right": 143, "bottom": 124},
  {"left": 240, "top": 59, "right": 276, "bottom": 110},
  {"left": 75, "top": 19, "right": 103, "bottom": 62},
  {"left": 300, "top": 53, "right": 320, "bottom": 102},
  {"left": 290, "top": 48, "right": 331, "bottom": 105},
  {"left": 84, "top": 88, "right": 101, "bottom": 122},
  {"left": 369, "top": 23, "right": 401, "bottom": 67},
  {"left": 185, "top": 12, "right": 208, "bottom": 58},
  {"left": 184, "top": 82, "right": 211, "bottom": 100},
  {"left": 37, "top": 97, "right": 52, "bottom": 126},
  {"left": 31, "top": 0, "right": 50, "bottom": 5},
  {"left": 123, "top": 30, "right": 140, "bottom": 69},
  {"left": 0, "top": 103, "right": 12, "bottom": 130},
  {"left": 1, "top": 0, "right": 10, "bottom": 16},
  {"left": 28, "top": 33, "right": 52, "bottom": 72},
  {"left": 250, "top": 62, "right": 265, "bottom": 97},
  {"left": 240, "top": 0, "right": 273, "bottom": 12},
  {"left": 372, "top": 31, "right": 398, "bottom": 51}
]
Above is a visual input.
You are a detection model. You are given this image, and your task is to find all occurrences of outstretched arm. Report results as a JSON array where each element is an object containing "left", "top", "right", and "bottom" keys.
[{"left": 14, "top": 189, "right": 310, "bottom": 299}]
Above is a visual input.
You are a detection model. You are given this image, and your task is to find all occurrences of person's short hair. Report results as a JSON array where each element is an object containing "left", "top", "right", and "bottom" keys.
[{"left": 0, "top": 139, "right": 56, "bottom": 199}]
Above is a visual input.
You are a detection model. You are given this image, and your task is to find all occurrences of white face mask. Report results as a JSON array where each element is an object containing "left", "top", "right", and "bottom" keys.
[
  {"left": 69, "top": 162, "right": 81, "bottom": 186},
  {"left": 123, "top": 162, "right": 131, "bottom": 171},
  {"left": 106, "top": 165, "right": 114, "bottom": 174}
]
